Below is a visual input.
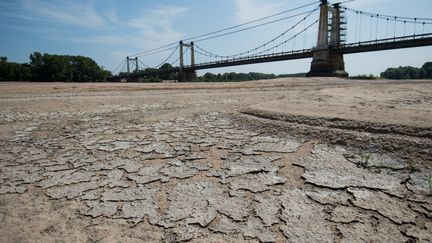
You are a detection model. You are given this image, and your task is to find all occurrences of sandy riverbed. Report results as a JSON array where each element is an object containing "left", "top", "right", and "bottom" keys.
[{"left": 0, "top": 78, "right": 431, "bottom": 242}]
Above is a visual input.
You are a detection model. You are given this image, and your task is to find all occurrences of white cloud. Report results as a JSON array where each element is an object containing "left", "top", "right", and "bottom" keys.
[
  {"left": 148, "top": 5, "right": 189, "bottom": 18},
  {"left": 71, "top": 35, "right": 128, "bottom": 45},
  {"left": 124, "top": 5, "right": 188, "bottom": 50},
  {"left": 88, "top": 5, "right": 189, "bottom": 68},
  {"left": 3, "top": 1, "right": 188, "bottom": 51},
  {"left": 3, "top": 0, "right": 112, "bottom": 28},
  {"left": 232, "top": 0, "right": 288, "bottom": 24}
]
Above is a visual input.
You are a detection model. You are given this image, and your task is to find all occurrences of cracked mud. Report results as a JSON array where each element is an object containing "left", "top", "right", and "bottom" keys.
[{"left": 1, "top": 80, "right": 431, "bottom": 242}]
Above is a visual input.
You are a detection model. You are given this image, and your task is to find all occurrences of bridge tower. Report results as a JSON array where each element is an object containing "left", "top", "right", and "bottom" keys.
[
  {"left": 178, "top": 41, "right": 197, "bottom": 82},
  {"left": 126, "top": 57, "right": 139, "bottom": 82},
  {"left": 307, "top": 0, "right": 348, "bottom": 77}
]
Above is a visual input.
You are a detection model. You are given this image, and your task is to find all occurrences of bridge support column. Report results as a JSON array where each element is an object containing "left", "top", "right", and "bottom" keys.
[
  {"left": 178, "top": 41, "right": 196, "bottom": 82},
  {"left": 178, "top": 70, "right": 196, "bottom": 82},
  {"left": 126, "top": 57, "right": 139, "bottom": 82},
  {"left": 307, "top": 0, "right": 348, "bottom": 78}
]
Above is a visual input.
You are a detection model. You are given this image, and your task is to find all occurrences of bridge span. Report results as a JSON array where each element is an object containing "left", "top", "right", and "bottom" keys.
[{"left": 112, "top": 0, "right": 432, "bottom": 82}]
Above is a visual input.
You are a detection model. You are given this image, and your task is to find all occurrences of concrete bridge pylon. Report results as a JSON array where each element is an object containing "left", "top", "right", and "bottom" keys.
[
  {"left": 307, "top": 0, "right": 349, "bottom": 77},
  {"left": 178, "top": 41, "right": 197, "bottom": 82}
]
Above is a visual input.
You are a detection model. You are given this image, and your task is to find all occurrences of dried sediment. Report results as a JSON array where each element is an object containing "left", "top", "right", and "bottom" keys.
[{"left": 1, "top": 80, "right": 431, "bottom": 242}]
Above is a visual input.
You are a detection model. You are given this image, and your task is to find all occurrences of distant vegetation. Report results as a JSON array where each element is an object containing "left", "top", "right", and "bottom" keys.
[
  {"left": 349, "top": 74, "right": 379, "bottom": 80},
  {"left": 2, "top": 53, "right": 431, "bottom": 82},
  {"left": 0, "top": 53, "right": 111, "bottom": 82},
  {"left": 197, "top": 72, "right": 277, "bottom": 82},
  {"left": 380, "top": 62, "right": 432, "bottom": 79},
  {"left": 116, "top": 63, "right": 176, "bottom": 82},
  {"left": 196, "top": 72, "right": 306, "bottom": 82},
  {"left": 117, "top": 62, "right": 298, "bottom": 82}
]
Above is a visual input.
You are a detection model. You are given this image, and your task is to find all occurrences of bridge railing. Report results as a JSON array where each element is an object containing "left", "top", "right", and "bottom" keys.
[
  {"left": 342, "top": 33, "right": 432, "bottom": 48},
  {"left": 184, "top": 48, "right": 313, "bottom": 69}
]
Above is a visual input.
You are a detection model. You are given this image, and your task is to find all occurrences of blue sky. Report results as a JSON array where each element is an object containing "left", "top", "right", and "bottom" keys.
[{"left": 1, "top": 0, "right": 431, "bottom": 76}]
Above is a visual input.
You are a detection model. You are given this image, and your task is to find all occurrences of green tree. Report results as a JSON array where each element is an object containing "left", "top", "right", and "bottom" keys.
[
  {"left": 421, "top": 62, "right": 432, "bottom": 78},
  {"left": 0, "top": 57, "right": 8, "bottom": 81},
  {"left": 381, "top": 63, "right": 432, "bottom": 80},
  {"left": 159, "top": 63, "right": 175, "bottom": 80},
  {"left": 203, "top": 72, "right": 216, "bottom": 82}
]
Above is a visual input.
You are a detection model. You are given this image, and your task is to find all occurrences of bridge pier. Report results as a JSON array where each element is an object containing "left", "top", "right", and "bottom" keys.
[
  {"left": 178, "top": 69, "right": 197, "bottom": 82},
  {"left": 126, "top": 57, "right": 139, "bottom": 82},
  {"left": 307, "top": 1, "right": 348, "bottom": 78},
  {"left": 308, "top": 50, "right": 348, "bottom": 77},
  {"left": 178, "top": 41, "right": 197, "bottom": 82}
]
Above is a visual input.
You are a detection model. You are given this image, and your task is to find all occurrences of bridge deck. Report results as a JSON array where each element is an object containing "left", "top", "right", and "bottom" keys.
[
  {"left": 340, "top": 34, "right": 432, "bottom": 54},
  {"left": 118, "top": 33, "right": 432, "bottom": 79}
]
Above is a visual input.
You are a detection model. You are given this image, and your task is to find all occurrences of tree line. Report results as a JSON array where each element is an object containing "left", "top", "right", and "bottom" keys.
[
  {"left": 2, "top": 52, "right": 431, "bottom": 82},
  {"left": 0, "top": 53, "right": 111, "bottom": 82},
  {"left": 117, "top": 63, "right": 281, "bottom": 82},
  {"left": 116, "top": 63, "right": 176, "bottom": 82},
  {"left": 380, "top": 62, "right": 432, "bottom": 79},
  {"left": 197, "top": 72, "right": 277, "bottom": 82}
]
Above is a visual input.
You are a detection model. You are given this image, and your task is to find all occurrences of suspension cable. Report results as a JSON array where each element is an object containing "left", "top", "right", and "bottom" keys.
[
  {"left": 193, "top": 8, "right": 319, "bottom": 43},
  {"left": 170, "top": 47, "right": 189, "bottom": 66},
  {"left": 386, "top": 18, "right": 389, "bottom": 38},
  {"left": 343, "top": 7, "right": 432, "bottom": 22},
  {"left": 182, "top": 0, "right": 320, "bottom": 43},
  {"left": 128, "top": 42, "right": 178, "bottom": 58},
  {"left": 119, "top": 60, "right": 127, "bottom": 74},
  {"left": 344, "top": 7, "right": 432, "bottom": 24},
  {"left": 193, "top": 19, "right": 318, "bottom": 62},
  {"left": 376, "top": 14, "right": 379, "bottom": 40},
  {"left": 135, "top": 46, "right": 178, "bottom": 58},
  {"left": 112, "top": 58, "right": 126, "bottom": 74},
  {"left": 355, "top": 11, "right": 359, "bottom": 42},
  {"left": 193, "top": 6, "right": 319, "bottom": 58},
  {"left": 155, "top": 44, "right": 180, "bottom": 68},
  {"left": 138, "top": 59, "right": 151, "bottom": 69},
  {"left": 359, "top": 11, "right": 362, "bottom": 42},
  {"left": 256, "top": 20, "right": 319, "bottom": 55},
  {"left": 127, "top": 1, "right": 319, "bottom": 57}
]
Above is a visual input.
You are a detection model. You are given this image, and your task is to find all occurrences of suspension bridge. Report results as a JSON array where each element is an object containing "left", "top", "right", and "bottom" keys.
[{"left": 110, "top": 0, "right": 432, "bottom": 82}]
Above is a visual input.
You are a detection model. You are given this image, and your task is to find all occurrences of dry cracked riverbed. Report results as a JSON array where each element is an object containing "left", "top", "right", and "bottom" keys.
[{"left": 0, "top": 79, "right": 431, "bottom": 242}]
